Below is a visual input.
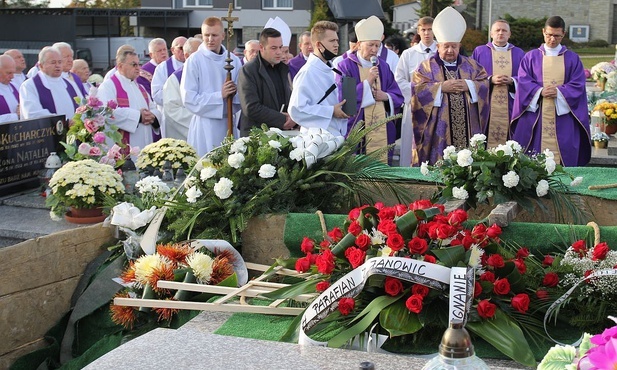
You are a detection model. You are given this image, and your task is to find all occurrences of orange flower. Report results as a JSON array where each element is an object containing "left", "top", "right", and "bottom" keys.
[
  {"left": 120, "top": 261, "right": 136, "bottom": 283},
  {"left": 147, "top": 262, "right": 175, "bottom": 294},
  {"left": 209, "top": 250, "right": 235, "bottom": 286},
  {"left": 157, "top": 242, "right": 193, "bottom": 267},
  {"left": 110, "top": 292, "right": 137, "bottom": 329},
  {"left": 154, "top": 300, "right": 180, "bottom": 322}
]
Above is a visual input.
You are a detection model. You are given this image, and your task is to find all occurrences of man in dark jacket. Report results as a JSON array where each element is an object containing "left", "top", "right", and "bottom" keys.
[{"left": 238, "top": 27, "right": 296, "bottom": 137}]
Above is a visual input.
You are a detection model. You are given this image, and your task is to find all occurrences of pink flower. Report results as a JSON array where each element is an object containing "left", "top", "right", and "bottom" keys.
[
  {"left": 99, "top": 156, "right": 116, "bottom": 167},
  {"left": 129, "top": 146, "right": 140, "bottom": 156},
  {"left": 75, "top": 105, "right": 88, "bottom": 114},
  {"left": 108, "top": 144, "right": 122, "bottom": 159},
  {"left": 89, "top": 146, "right": 102, "bottom": 156},
  {"left": 87, "top": 96, "right": 103, "bottom": 108},
  {"left": 586, "top": 337, "right": 617, "bottom": 369},
  {"left": 107, "top": 100, "right": 118, "bottom": 109},
  {"left": 591, "top": 325, "right": 617, "bottom": 346},
  {"left": 93, "top": 131, "right": 106, "bottom": 144},
  {"left": 93, "top": 114, "right": 106, "bottom": 127},
  {"left": 84, "top": 119, "right": 97, "bottom": 133},
  {"left": 78, "top": 142, "right": 91, "bottom": 155}
]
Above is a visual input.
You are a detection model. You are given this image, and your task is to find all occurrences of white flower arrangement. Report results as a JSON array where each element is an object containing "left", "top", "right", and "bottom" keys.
[
  {"left": 590, "top": 61, "right": 616, "bottom": 82},
  {"left": 213, "top": 177, "right": 234, "bottom": 199},
  {"left": 46, "top": 159, "right": 125, "bottom": 217},
  {"left": 456, "top": 149, "right": 473, "bottom": 167},
  {"left": 592, "top": 132, "right": 610, "bottom": 142},
  {"left": 136, "top": 138, "right": 198, "bottom": 172}
]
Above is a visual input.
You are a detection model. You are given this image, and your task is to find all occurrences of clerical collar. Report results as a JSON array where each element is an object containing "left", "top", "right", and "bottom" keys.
[
  {"left": 492, "top": 42, "right": 509, "bottom": 51},
  {"left": 443, "top": 60, "right": 457, "bottom": 67},
  {"left": 544, "top": 44, "right": 561, "bottom": 52}
]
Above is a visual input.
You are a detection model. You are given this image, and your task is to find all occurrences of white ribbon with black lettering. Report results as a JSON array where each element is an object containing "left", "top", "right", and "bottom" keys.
[
  {"left": 298, "top": 257, "right": 473, "bottom": 346},
  {"left": 544, "top": 268, "right": 617, "bottom": 346}
]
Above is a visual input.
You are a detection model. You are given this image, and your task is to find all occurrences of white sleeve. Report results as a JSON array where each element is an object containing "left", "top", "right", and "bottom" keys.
[
  {"left": 464, "top": 80, "right": 479, "bottom": 103},
  {"left": 180, "top": 57, "right": 224, "bottom": 119},
  {"left": 555, "top": 89, "right": 570, "bottom": 116},
  {"left": 395, "top": 52, "right": 411, "bottom": 102},
  {"left": 0, "top": 113, "right": 18, "bottom": 123},
  {"left": 97, "top": 81, "right": 140, "bottom": 133},
  {"left": 360, "top": 80, "right": 376, "bottom": 108},
  {"left": 526, "top": 88, "right": 543, "bottom": 113}
]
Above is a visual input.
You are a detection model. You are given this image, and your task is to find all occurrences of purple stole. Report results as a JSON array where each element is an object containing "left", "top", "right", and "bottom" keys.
[
  {"left": 380, "top": 46, "right": 388, "bottom": 60},
  {"left": 110, "top": 74, "right": 152, "bottom": 147},
  {"left": 0, "top": 83, "right": 19, "bottom": 114},
  {"left": 165, "top": 58, "right": 176, "bottom": 77},
  {"left": 173, "top": 65, "right": 184, "bottom": 83},
  {"left": 137, "top": 61, "right": 156, "bottom": 94},
  {"left": 70, "top": 72, "right": 88, "bottom": 96},
  {"left": 32, "top": 74, "right": 78, "bottom": 114}
]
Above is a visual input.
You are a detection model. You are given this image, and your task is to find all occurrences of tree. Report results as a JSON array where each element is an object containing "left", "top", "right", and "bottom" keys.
[
  {"left": 309, "top": 0, "right": 334, "bottom": 29},
  {"left": 1, "top": 0, "right": 49, "bottom": 7},
  {"left": 417, "top": 0, "right": 453, "bottom": 18}
]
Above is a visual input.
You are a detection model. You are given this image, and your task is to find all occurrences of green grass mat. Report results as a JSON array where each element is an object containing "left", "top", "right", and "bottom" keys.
[
  {"left": 385, "top": 167, "right": 617, "bottom": 201},
  {"left": 214, "top": 313, "right": 296, "bottom": 341}
]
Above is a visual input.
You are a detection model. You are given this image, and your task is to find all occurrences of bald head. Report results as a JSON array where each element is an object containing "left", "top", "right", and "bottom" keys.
[
  {"left": 71, "top": 59, "right": 90, "bottom": 83},
  {"left": 4, "top": 49, "right": 25, "bottom": 72},
  {"left": 170, "top": 36, "right": 187, "bottom": 62},
  {"left": 0, "top": 55, "right": 15, "bottom": 85}
]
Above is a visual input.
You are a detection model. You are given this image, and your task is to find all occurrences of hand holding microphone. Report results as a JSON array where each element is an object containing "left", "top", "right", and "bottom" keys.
[{"left": 369, "top": 56, "right": 380, "bottom": 99}]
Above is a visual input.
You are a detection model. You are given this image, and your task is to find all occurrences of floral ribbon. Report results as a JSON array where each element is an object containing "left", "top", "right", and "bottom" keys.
[
  {"left": 298, "top": 257, "right": 473, "bottom": 346},
  {"left": 543, "top": 268, "right": 617, "bottom": 346},
  {"left": 289, "top": 129, "right": 345, "bottom": 168}
]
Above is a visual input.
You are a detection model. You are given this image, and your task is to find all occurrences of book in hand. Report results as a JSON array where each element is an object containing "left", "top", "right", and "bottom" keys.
[{"left": 341, "top": 76, "right": 357, "bottom": 116}]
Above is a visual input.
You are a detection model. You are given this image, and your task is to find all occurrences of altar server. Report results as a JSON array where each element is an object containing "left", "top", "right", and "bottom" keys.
[
  {"left": 510, "top": 16, "right": 590, "bottom": 166},
  {"left": 20, "top": 47, "right": 79, "bottom": 120},
  {"left": 180, "top": 16, "right": 242, "bottom": 156},
  {"left": 410, "top": 7, "right": 489, "bottom": 165},
  {"left": 336, "top": 15, "right": 404, "bottom": 164},
  {"left": 98, "top": 50, "right": 161, "bottom": 152},
  {"left": 472, "top": 19, "right": 524, "bottom": 147},
  {"left": 0, "top": 55, "right": 19, "bottom": 123},
  {"left": 288, "top": 21, "right": 349, "bottom": 136}
]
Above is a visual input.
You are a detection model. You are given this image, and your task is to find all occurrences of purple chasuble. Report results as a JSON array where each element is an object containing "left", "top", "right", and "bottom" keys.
[
  {"left": 288, "top": 54, "right": 307, "bottom": 80},
  {"left": 471, "top": 43, "right": 524, "bottom": 121},
  {"left": 0, "top": 83, "right": 19, "bottom": 114},
  {"left": 336, "top": 53, "right": 404, "bottom": 161},
  {"left": 33, "top": 74, "right": 78, "bottom": 114},
  {"left": 136, "top": 60, "right": 156, "bottom": 95},
  {"left": 165, "top": 58, "right": 176, "bottom": 77},
  {"left": 173, "top": 65, "right": 184, "bottom": 84},
  {"left": 510, "top": 45, "right": 590, "bottom": 166},
  {"left": 70, "top": 72, "right": 88, "bottom": 96},
  {"left": 411, "top": 55, "right": 490, "bottom": 164}
]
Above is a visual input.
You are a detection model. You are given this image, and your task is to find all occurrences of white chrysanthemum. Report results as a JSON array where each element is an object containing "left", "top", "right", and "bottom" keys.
[
  {"left": 505, "top": 140, "right": 522, "bottom": 153},
  {"left": 456, "top": 149, "right": 473, "bottom": 167},
  {"left": 258, "top": 164, "right": 277, "bottom": 179},
  {"left": 545, "top": 157, "right": 556, "bottom": 175},
  {"left": 268, "top": 140, "right": 282, "bottom": 150},
  {"left": 185, "top": 186, "right": 203, "bottom": 203},
  {"left": 469, "top": 134, "right": 486, "bottom": 147},
  {"left": 230, "top": 140, "right": 247, "bottom": 154},
  {"left": 536, "top": 179, "right": 549, "bottom": 197},
  {"left": 570, "top": 176, "right": 583, "bottom": 187},
  {"left": 133, "top": 254, "right": 167, "bottom": 285},
  {"left": 136, "top": 176, "right": 171, "bottom": 194},
  {"left": 544, "top": 148, "right": 555, "bottom": 159},
  {"left": 443, "top": 145, "right": 456, "bottom": 158},
  {"left": 184, "top": 175, "right": 196, "bottom": 188},
  {"left": 452, "top": 186, "right": 469, "bottom": 200},
  {"left": 266, "top": 127, "right": 283, "bottom": 137},
  {"left": 502, "top": 170, "right": 520, "bottom": 188},
  {"left": 469, "top": 244, "right": 484, "bottom": 268},
  {"left": 495, "top": 144, "right": 513, "bottom": 156},
  {"left": 228, "top": 152, "right": 245, "bottom": 169},
  {"left": 186, "top": 252, "right": 214, "bottom": 283},
  {"left": 213, "top": 177, "right": 233, "bottom": 199},
  {"left": 200, "top": 167, "right": 217, "bottom": 181},
  {"left": 289, "top": 147, "right": 304, "bottom": 161},
  {"left": 369, "top": 228, "right": 386, "bottom": 246},
  {"left": 420, "top": 161, "right": 430, "bottom": 176}
]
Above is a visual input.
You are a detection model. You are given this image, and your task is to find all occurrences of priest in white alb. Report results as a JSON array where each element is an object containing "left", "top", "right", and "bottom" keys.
[
  {"left": 181, "top": 16, "right": 242, "bottom": 156},
  {"left": 97, "top": 50, "right": 161, "bottom": 152}
]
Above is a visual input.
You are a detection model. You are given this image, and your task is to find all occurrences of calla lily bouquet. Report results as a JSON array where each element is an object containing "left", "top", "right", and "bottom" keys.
[{"left": 421, "top": 135, "right": 583, "bottom": 216}]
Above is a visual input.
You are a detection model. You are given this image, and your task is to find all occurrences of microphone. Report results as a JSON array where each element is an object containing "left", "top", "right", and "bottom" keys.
[{"left": 370, "top": 56, "right": 377, "bottom": 66}]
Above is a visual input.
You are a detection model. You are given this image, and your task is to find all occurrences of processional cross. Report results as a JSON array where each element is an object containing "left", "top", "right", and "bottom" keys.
[{"left": 222, "top": 3, "right": 239, "bottom": 137}]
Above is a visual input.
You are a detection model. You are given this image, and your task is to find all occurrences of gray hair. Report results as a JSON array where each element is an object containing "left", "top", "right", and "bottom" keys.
[
  {"left": 244, "top": 39, "right": 259, "bottom": 49},
  {"left": 148, "top": 38, "right": 167, "bottom": 53},
  {"left": 39, "top": 46, "right": 61, "bottom": 64},
  {"left": 52, "top": 42, "right": 73, "bottom": 52},
  {"left": 183, "top": 37, "right": 201, "bottom": 55},
  {"left": 116, "top": 50, "right": 137, "bottom": 65}
]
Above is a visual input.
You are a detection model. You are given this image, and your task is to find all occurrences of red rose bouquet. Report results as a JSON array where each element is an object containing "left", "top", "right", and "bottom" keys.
[{"left": 265, "top": 200, "right": 556, "bottom": 367}]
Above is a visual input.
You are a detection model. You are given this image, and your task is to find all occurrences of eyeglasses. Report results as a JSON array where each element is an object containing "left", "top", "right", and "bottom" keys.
[
  {"left": 129, "top": 62, "right": 140, "bottom": 68},
  {"left": 544, "top": 33, "right": 564, "bottom": 39}
]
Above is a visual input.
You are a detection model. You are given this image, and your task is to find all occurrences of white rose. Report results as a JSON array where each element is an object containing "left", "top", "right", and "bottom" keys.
[
  {"left": 536, "top": 179, "right": 549, "bottom": 197},
  {"left": 544, "top": 148, "right": 555, "bottom": 159},
  {"left": 570, "top": 176, "right": 583, "bottom": 187},
  {"left": 452, "top": 186, "right": 469, "bottom": 200},
  {"left": 258, "top": 164, "right": 277, "bottom": 179},
  {"left": 545, "top": 158, "right": 556, "bottom": 175},
  {"left": 185, "top": 186, "right": 202, "bottom": 203},
  {"left": 456, "top": 149, "right": 473, "bottom": 167},
  {"left": 443, "top": 145, "right": 456, "bottom": 159},
  {"left": 230, "top": 140, "right": 247, "bottom": 154},
  {"left": 184, "top": 175, "right": 197, "bottom": 188},
  {"left": 505, "top": 140, "right": 522, "bottom": 153},
  {"left": 502, "top": 170, "right": 520, "bottom": 188},
  {"left": 420, "top": 161, "right": 430, "bottom": 176},
  {"left": 228, "top": 153, "right": 245, "bottom": 169},
  {"left": 213, "top": 177, "right": 234, "bottom": 199},
  {"left": 200, "top": 167, "right": 217, "bottom": 181},
  {"left": 495, "top": 144, "right": 513, "bottom": 157},
  {"left": 469, "top": 134, "right": 486, "bottom": 147},
  {"left": 268, "top": 140, "right": 282, "bottom": 150}
]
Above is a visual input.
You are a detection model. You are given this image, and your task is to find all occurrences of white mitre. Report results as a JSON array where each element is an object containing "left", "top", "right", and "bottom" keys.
[
  {"left": 433, "top": 7, "right": 467, "bottom": 43},
  {"left": 355, "top": 15, "right": 383, "bottom": 42},
  {"left": 264, "top": 16, "right": 291, "bottom": 47}
]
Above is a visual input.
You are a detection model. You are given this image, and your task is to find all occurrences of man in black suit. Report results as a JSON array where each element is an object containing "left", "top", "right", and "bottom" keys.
[{"left": 238, "top": 27, "right": 297, "bottom": 137}]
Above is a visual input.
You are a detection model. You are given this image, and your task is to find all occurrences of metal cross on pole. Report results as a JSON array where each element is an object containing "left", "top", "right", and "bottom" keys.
[{"left": 222, "top": 3, "right": 239, "bottom": 138}]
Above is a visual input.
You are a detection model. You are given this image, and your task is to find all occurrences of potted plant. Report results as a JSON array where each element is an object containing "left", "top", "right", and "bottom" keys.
[
  {"left": 593, "top": 100, "right": 617, "bottom": 135},
  {"left": 590, "top": 61, "right": 616, "bottom": 90},
  {"left": 136, "top": 138, "right": 198, "bottom": 175},
  {"left": 46, "top": 159, "right": 125, "bottom": 223},
  {"left": 592, "top": 131, "right": 610, "bottom": 149}
]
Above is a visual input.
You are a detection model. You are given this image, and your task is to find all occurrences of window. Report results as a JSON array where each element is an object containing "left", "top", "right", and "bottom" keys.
[
  {"left": 183, "top": 0, "right": 213, "bottom": 7},
  {"left": 262, "top": 0, "right": 293, "bottom": 9},
  {"left": 234, "top": 0, "right": 241, "bottom": 9}
]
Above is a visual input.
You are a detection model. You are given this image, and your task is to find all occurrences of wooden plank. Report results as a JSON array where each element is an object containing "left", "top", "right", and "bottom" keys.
[
  {"left": 156, "top": 280, "right": 317, "bottom": 301},
  {"left": 114, "top": 297, "right": 303, "bottom": 315}
]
